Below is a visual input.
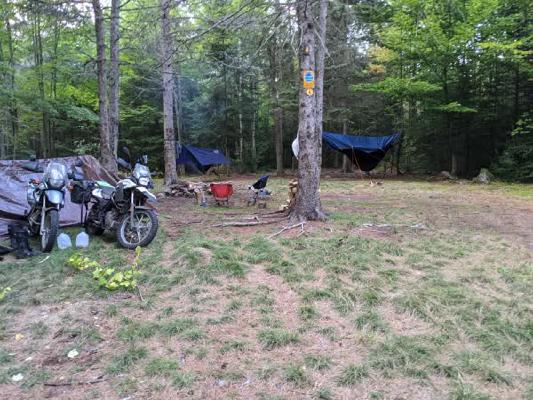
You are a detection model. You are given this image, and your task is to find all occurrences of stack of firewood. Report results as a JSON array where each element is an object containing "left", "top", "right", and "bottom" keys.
[
  {"left": 163, "top": 181, "right": 208, "bottom": 198},
  {"left": 279, "top": 179, "right": 298, "bottom": 211}
]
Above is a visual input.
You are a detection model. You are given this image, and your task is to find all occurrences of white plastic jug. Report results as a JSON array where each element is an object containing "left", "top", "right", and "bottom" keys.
[
  {"left": 57, "top": 233, "right": 72, "bottom": 250},
  {"left": 75, "top": 231, "right": 89, "bottom": 248}
]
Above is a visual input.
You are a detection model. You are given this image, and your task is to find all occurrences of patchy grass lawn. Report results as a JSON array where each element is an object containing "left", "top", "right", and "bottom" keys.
[{"left": 0, "top": 177, "right": 531, "bottom": 400}]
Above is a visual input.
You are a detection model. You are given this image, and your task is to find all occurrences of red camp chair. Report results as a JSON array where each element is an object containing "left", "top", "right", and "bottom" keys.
[{"left": 210, "top": 182, "right": 233, "bottom": 206}]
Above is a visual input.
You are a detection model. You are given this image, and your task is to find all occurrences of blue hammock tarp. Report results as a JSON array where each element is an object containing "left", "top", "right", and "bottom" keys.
[
  {"left": 176, "top": 144, "right": 229, "bottom": 173},
  {"left": 323, "top": 132, "right": 400, "bottom": 172}
]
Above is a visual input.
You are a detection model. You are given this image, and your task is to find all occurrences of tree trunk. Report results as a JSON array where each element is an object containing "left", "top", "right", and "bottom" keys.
[
  {"left": 173, "top": 65, "right": 183, "bottom": 145},
  {"left": 274, "top": 107, "right": 283, "bottom": 175},
  {"left": 315, "top": 0, "right": 327, "bottom": 139},
  {"left": 33, "top": 11, "right": 48, "bottom": 158},
  {"left": 291, "top": 0, "right": 327, "bottom": 222},
  {"left": 238, "top": 73, "right": 244, "bottom": 162},
  {"left": 250, "top": 79, "right": 257, "bottom": 172},
  {"left": 0, "top": 40, "right": 5, "bottom": 158},
  {"left": 109, "top": 0, "right": 121, "bottom": 158},
  {"left": 5, "top": 16, "right": 17, "bottom": 159},
  {"left": 269, "top": 1, "right": 284, "bottom": 176},
  {"left": 92, "top": 0, "right": 116, "bottom": 174},
  {"left": 160, "top": 0, "right": 178, "bottom": 185},
  {"left": 49, "top": 17, "right": 60, "bottom": 155},
  {"left": 342, "top": 119, "right": 351, "bottom": 173}
]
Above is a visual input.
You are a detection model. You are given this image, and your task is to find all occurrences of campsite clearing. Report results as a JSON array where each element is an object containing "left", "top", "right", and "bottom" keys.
[{"left": 0, "top": 177, "right": 531, "bottom": 400}]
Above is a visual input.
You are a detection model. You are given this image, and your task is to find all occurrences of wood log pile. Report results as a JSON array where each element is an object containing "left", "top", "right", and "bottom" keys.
[
  {"left": 279, "top": 179, "right": 298, "bottom": 212},
  {"left": 162, "top": 180, "right": 209, "bottom": 198}
]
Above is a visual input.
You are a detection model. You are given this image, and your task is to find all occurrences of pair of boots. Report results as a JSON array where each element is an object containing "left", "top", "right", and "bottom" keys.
[{"left": 2, "top": 224, "right": 39, "bottom": 259}]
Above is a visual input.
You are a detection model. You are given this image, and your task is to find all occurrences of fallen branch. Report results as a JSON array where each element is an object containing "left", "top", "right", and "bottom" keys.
[
  {"left": 44, "top": 376, "right": 107, "bottom": 387},
  {"left": 213, "top": 219, "right": 281, "bottom": 227},
  {"left": 268, "top": 221, "right": 306, "bottom": 239},
  {"left": 222, "top": 212, "right": 287, "bottom": 223},
  {"left": 137, "top": 285, "right": 145, "bottom": 302}
]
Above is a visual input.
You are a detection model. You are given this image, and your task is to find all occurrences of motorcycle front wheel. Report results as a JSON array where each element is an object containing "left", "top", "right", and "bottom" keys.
[
  {"left": 116, "top": 209, "right": 158, "bottom": 249},
  {"left": 41, "top": 209, "right": 59, "bottom": 252}
]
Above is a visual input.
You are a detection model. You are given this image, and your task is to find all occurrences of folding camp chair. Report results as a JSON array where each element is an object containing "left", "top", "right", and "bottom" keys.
[{"left": 247, "top": 175, "right": 270, "bottom": 207}]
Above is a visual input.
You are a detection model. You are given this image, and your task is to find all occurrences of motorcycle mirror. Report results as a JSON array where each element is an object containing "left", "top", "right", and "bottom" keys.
[
  {"left": 117, "top": 157, "right": 132, "bottom": 171},
  {"left": 122, "top": 146, "right": 131, "bottom": 160}
]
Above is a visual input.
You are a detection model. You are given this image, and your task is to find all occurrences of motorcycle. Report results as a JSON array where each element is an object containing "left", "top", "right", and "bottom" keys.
[
  {"left": 25, "top": 161, "right": 69, "bottom": 252},
  {"left": 70, "top": 150, "right": 158, "bottom": 249}
]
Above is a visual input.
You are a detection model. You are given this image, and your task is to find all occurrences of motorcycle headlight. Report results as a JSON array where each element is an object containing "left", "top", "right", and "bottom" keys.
[{"left": 138, "top": 177, "right": 150, "bottom": 187}]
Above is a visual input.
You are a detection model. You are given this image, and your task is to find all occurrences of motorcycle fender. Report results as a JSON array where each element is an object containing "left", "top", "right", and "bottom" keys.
[
  {"left": 136, "top": 186, "right": 157, "bottom": 202},
  {"left": 45, "top": 190, "right": 64, "bottom": 206}
]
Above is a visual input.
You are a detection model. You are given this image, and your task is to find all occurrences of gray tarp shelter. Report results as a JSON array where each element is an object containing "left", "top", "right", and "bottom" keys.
[{"left": 0, "top": 155, "right": 116, "bottom": 237}]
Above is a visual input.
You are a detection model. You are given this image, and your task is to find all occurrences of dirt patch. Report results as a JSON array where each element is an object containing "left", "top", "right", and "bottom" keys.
[{"left": 378, "top": 303, "right": 434, "bottom": 337}]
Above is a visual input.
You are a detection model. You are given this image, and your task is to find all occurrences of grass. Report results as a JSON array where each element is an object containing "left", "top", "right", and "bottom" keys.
[
  {"left": 354, "top": 310, "right": 389, "bottom": 332},
  {"left": 144, "top": 357, "right": 180, "bottom": 377},
  {"left": 219, "top": 340, "right": 248, "bottom": 354},
  {"left": 367, "top": 335, "right": 436, "bottom": 378},
  {"left": 257, "top": 329, "right": 300, "bottom": 349},
  {"left": 284, "top": 363, "right": 308, "bottom": 387},
  {"left": 0, "top": 178, "right": 531, "bottom": 399},
  {"left": 314, "top": 387, "right": 334, "bottom": 400},
  {"left": 106, "top": 346, "right": 148, "bottom": 375},
  {"left": 117, "top": 318, "right": 158, "bottom": 342},
  {"left": 304, "top": 354, "right": 332, "bottom": 371},
  {"left": 337, "top": 364, "right": 369, "bottom": 386}
]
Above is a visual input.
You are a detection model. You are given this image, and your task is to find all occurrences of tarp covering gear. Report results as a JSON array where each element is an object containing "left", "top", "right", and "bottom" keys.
[
  {"left": 322, "top": 132, "right": 400, "bottom": 172},
  {"left": 176, "top": 144, "right": 229, "bottom": 173},
  {"left": 0, "top": 155, "right": 116, "bottom": 237}
]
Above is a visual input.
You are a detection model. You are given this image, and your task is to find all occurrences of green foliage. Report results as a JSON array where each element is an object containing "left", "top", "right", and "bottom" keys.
[
  {"left": 67, "top": 247, "right": 142, "bottom": 291},
  {"left": 67, "top": 254, "right": 100, "bottom": 271},
  {"left": 93, "top": 247, "right": 142, "bottom": 290},
  {"left": 353, "top": 78, "right": 440, "bottom": 100},
  {"left": 493, "top": 112, "right": 533, "bottom": 182},
  {"left": 434, "top": 102, "right": 477, "bottom": 113}
]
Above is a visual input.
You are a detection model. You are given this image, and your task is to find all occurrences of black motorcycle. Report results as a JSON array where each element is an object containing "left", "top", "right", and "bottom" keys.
[
  {"left": 70, "top": 151, "right": 158, "bottom": 249},
  {"left": 25, "top": 161, "right": 69, "bottom": 252}
]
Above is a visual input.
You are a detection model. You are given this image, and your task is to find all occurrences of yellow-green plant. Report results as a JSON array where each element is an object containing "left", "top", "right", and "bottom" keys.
[
  {"left": 92, "top": 247, "right": 142, "bottom": 291},
  {"left": 67, "top": 253, "right": 100, "bottom": 271},
  {"left": 0, "top": 287, "right": 11, "bottom": 301},
  {"left": 67, "top": 247, "right": 142, "bottom": 291}
]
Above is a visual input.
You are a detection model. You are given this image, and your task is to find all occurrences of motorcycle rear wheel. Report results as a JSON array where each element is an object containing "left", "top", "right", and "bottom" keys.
[
  {"left": 41, "top": 209, "right": 59, "bottom": 252},
  {"left": 116, "top": 209, "right": 158, "bottom": 249}
]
